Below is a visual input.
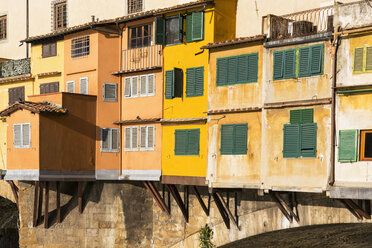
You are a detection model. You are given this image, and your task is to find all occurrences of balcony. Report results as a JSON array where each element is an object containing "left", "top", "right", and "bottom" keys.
[
  {"left": 121, "top": 45, "right": 162, "bottom": 72},
  {"left": 263, "top": 6, "right": 334, "bottom": 40},
  {"left": 0, "top": 58, "right": 31, "bottom": 78}
]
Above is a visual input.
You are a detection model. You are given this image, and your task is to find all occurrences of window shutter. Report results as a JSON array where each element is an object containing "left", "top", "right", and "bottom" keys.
[
  {"left": 111, "top": 129, "right": 119, "bottom": 151},
  {"left": 50, "top": 42, "right": 57, "bottom": 56},
  {"left": 221, "top": 125, "right": 234, "bottom": 155},
  {"left": 155, "top": 17, "right": 165, "bottom": 45},
  {"left": 191, "top": 12, "right": 204, "bottom": 41},
  {"left": 66, "top": 81, "right": 75, "bottom": 93},
  {"left": 301, "top": 108, "right": 313, "bottom": 123},
  {"left": 354, "top": 47, "right": 364, "bottom": 72},
  {"left": 13, "top": 124, "right": 21, "bottom": 147},
  {"left": 131, "top": 77, "right": 138, "bottom": 97},
  {"left": 185, "top": 14, "right": 193, "bottom": 43},
  {"left": 300, "top": 123, "right": 317, "bottom": 157},
  {"left": 40, "top": 84, "right": 46, "bottom": 94},
  {"left": 148, "top": 126, "right": 155, "bottom": 149},
  {"left": 338, "top": 130, "right": 358, "bottom": 162},
  {"left": 310, "top": 45, "right": 323, "bottom": 75},
  {"left": 148, "top": 74, "right": 155, "bottom": 95},
  {"left": 125, "top": 128, "right": 131, "bottom": 149},
  {"left": 195, "top": 67, "right": 204, "bottom": 96},
  {"left": 188, "top": 129, "right": 200, "bottom": 155},
  {"left": 101, "top": 129, "right": 109, "bottom": 150},
  {"left": 273, "top": 51, "right": 284, "bottom": 80},
  {"left": 217, "top": 58, "right": 228, "bottom": 86},
  {"left": 186, "top": 68, "right": 195, "bottom": 97},
  {"left": 175, "top": 130, "right": 187, "bottom": 155},
  {"left": 22, "top": 124, "right": 30, "bottom": 147},
  {"left": 104, "top": 83, "right": 117, "bottom": 101},
  {"left": 227, "top": 57, "right": 237, "bottom": 84},
  {"left": 174, "top": 68, "right": 183, "bottom": 98},
  {"left": 132, "top": 127, "right": 138, "bottom": 149},
  {"left": 42, "top": 44, "right": 50, "bottom": 58},
  {"left": 283, "top": 124, "right": 300, "bottom": 158},
  {"left": 124, "top": 77, "right": 131, "bottom": 97},
  {"left": 19, "top": 87, "right": 25, "bottom": 102},
  {"left": 237, "top": 55, "right": 248, "bottom": 83},
  {"left": 51, "top": 82, "right": 59, "bottom": 93},
  {"left": 8, "top": 88, "right": 14, "bottom": 105},
  {"left": 165, "top": 70, "right": 174, "bottom": 99},
  {"left": 80, "top": 77, "right": 88, "bottom": 94},
  {"left": 178, "top": 14, "right": 183, "bottom": 41},
  {"left": 284, "top": 49, "right": 296, "bottom": 79},
  {"left": 140, "top": 75, "right": 147, "bottom": 96},
  {"left": 140, "top": 126, "right": 147, "bottom": 149},
  {"left": 234, "top": 124, "right": 248, "bottom": 155},
  {"left": 290, "top": 110, "right": 302, "bottom": 124},
  {"left": 247, "top": 53, "right": 258, "bottom": 82},
  {"left": 366, "top": 47, "right": 372, "bottom": 71},
  {"left": 299, "top": 47, "right": 311, "bottom": 77}
]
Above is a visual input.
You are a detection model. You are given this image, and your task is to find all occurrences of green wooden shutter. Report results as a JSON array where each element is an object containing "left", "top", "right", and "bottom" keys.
[
  {"left": 273, "top": 51, "right": 284, "bottom": 80},
  {"left": 247, "top": 53, "right": 258, "bottom": 82},
  {"left": 155, "top": 17, "right": 165, "bottom": 45},
  {"left": 186, "top": 68, "right": 195, "bottom": 97},
  {"left": 283, "top": 124, "right": 300, "bottom": 158},
  {"left": 237, "top": 55, "right": 248, "bottom": 83},
  {"left": 299, "top": 47, "right": 311, "bottom": 77},
  {"left": 310, "top": 44, "right": 323, "bottom": 75},
  {"left": 185, "top": 14, "right": 193, "bottom": 43},
  {"left": 191, "top": 12, "right": 204, "bottom": 41},
  {"left": 165, "top": 70, "right": 174, "bottom": 99},
  {"left": 227, "top": 57, "right": 237, "bottom": 84},
  {"left": 284, "top": 49, "right": 296, "bottom": 79},
  {"left": 234, "top": 124, "right": 248, "bottom": 155},
  {"left": 290, "top": 110, "right": 302, "bottom": 124},
  {"left": 338, "top": 129, "right": 358, "bottom": 162},
  {"left": 366, "top": 47, "right": 372, "bottom": 71},
  {"left": 178, "top": 14, "right": 183, "bottom": 42},
  {"left": 354, "top": 47, "right": 364, "bottom": 72},
  {"left": 217, "top": 58, "right": 228, "bottom": 86},
  {"left": 175, "top": 130, "right": 187, "bottom": 155},
  {"left": 301, "top": 108, "right": 313, "bottom": 123},
  {"left": 221, "top": 125, "right": 234, "bottom": 155},
  {"left": 187, "top": 129, "right": 200, "bottom": 155},
  {"left": 300, "top": 123, "right": 317, "bottom": 157},
  {"left": 195, "top": 67, "right": 204, "bottom": 96},
  {"left": 173, "top": 68, "right": 183, "bottom": 98}
]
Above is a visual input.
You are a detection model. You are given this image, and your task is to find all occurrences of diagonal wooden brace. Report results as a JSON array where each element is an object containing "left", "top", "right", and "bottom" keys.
[
  {"left": 166, "top": 184, "right": 188, "bottom": 222},
  {"left": 143, "top": 181, "right": 170, "bottom": 215},
  {"left": 193, "top": 186, "right": 210, "bottom": 216},
  {"left": 212, "top": 191, "right": 230, "bottom": 229},
  {"left": 270, "top": 191, "right": 294, "bottom": 223},
  {"left": 215, "top": 191, "right": 240, "bottom": 230}
]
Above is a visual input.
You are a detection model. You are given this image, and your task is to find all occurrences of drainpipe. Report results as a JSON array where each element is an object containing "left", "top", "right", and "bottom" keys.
[
  {"left": 118, "top": 22, "right": 124, "bottom": 177},
  {"left": 26, "top": 0, "right": 29, "bottom": 58},
  {"left": 330, "top": 26, "right": 340, "bottom": 186}
]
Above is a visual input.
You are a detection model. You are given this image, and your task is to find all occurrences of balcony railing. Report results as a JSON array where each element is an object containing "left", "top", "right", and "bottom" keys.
[
  {"left": 263, "top": 6, "right": 334, "bottom": 40},
  {"left": 122, "top": 45, "right": 162, "bottom": 72},
  {"left": 0, "top": 58, "right": 31, "bottom": 78}
]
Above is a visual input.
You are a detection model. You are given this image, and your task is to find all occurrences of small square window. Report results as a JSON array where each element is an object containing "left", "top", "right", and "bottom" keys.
[
  {"left": 0, "top": 15, "right": 7, "bottom": 40},
  {"left": 361, "top": 130, "right": 372, "bottom": 161},
  {"left": 103, "top": 83, "right": 117, "bottom": 102},
  {"left": 54, "top": 1, "right": 67, "bottom": 30},
  {"left": 14, "top": 123, "right": 31, "bottom": 149},
  {"left": 42, "top": 42, "right": 57, "bottom": 58},
  {"left": 71, "top": 36, "right": 89, "bottom": 58},
  {"left": 128, "top": 0, "right": 143, "bottom": 14}
]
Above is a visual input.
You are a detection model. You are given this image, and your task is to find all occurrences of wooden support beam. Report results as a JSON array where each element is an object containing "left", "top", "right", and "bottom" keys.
[
  {"left": 344, "top": 199, "right": 371, "bottom": 220},
  {"left": 56, "top": 182, "right": 61, "bottom": 223},
  {"left": 212, "top": 191, "right": 230, "bottom": 229},
  {"left": 340, "top": 199, "right": 362, "bottom": 220},
  {"left": 270, "top": 192, "right": 293, "bottom": 223},
  {"left": 38, "top": 182, "right": 44, "bottom": 226},
  {"left": 274, "top": 192, "right": 299, "bottom": 222},
  {"left": 44, "top": 182, "right": 49, "bottom": 228},
  {"left": 143, "top": 181, "right": 170, "bottom": 215},
  {"left": 7, "top": 181, "right": 19, "bottom": 207},
  {"left": 215, "top": 191, "right": 240, "bottom": 230},
  {"left": 33, "top": 181, "right": 40, "bottom": 227},
  {"left": 193, "top": 186, "right": 209, "bottom": 216},
  {"left": 166, "top": 184, "right": 188, "bottom": 222},
  {"left": 78, "top": 182, "right": 83, "bottom": 214}
]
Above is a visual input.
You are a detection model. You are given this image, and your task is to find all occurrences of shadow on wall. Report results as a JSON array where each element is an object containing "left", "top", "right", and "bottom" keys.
[{"left": 0, "top": 196, "right": 19, "bottom": 248}]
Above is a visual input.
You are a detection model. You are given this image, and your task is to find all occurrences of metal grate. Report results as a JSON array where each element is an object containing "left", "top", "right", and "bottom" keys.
[
  {"left": 128, "top": 0, "right": 143, "bottom": 14},
  {"left": 71, "top": 36, "right": 90, "bottom": 58},
  {"left": 54, "top": 2, "right": 67, "bottom": 30},
  {"left": 0, "top": 15, "right": 6, "bottom": 40}
]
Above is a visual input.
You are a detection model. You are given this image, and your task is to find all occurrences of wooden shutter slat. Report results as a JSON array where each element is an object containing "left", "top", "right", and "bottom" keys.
[
  {"left": 354, "top": 47, "right": 364, "bottom": 72},
  {"left": 165, "top": 70, "right": 174, "bottom": 99},
  {"left": 148, "top": 74, "right": 155, "bottom": 95},
  {"left": 174, "top": 68, "right": 183, "bottom": 98},
  {"left": 148, "top": 126, "right": 155, "bottom": 149},
  {"left": 284, "top": 49, "right": 296, "bottom": 79},
  {"left": 234, "top": 124, "right": 248, "bottom": 155},
  {"left": 217, "top": 58, "right": 228, "bottom": 86},
  {"left": 185, "top": 14, "right": 193, "bottom": 43},
  {"left": 104, "top": 83, "right": 117, "bottom": 101},
  {"left": 301, "top": 109, "right": 313, "bottom": 123},
  {"left": 221, "top": 125, "right": 234, "bottom": 155},
  {"left": 80, "top": 78, "right": 88, "bottom": 94},
  {"left": 195, "top": 67, "right": 204, "bottom": 96},
  {"left": 178, "top": 14, "right": 183, "bottom": 41},
  {"left": 290, "top": 109, "right": 302, "bottom": 124},
  {"left": 237, "top": 55, "right": 248, "bottom": 83},
  {"left": 187, "top": 129, "right": 200, "bottom": 155},
  {"left": 227, "top": 57, "right": 237, "bottom": 84},
  {"left": 13, "top": 124, "right": 21, "bottom": 147},
  {"left": 131, "top": 77, "right": 138, "bottom": 97},
  {"left": 283, "top": 124, "right": 300, "bottom": 158},
  {"left": 175, "top": 130, "right": 187, "bottom": 155},
  {"left": 300, "top": 123, "right": 317, "bottom": 157},
  {"left": 186, "top": 68, "right": 195, "bottom": 97},
  {"left": 366, "top": 47, "right": 372, "bottom": 71},
  {"left": 191, "top": 12, "right": 203, "bottom": 41},
  {"left": 299, "top": 47, "right": 311, "bottom": 77},
  {"left": 155, "top": 17, "right": 165, "bottom": 45},
  {"left": 338, "top": 130, "right": 358, "bottom": 162},
  {"left": 124, "top": 77, "right": 131, "bottom": 97},
  {"left": 125, "top": 128, "right": 131, "bottom": 149},
  {"left": 247, "top": 53, "right": 258, "bottom": 82},
  {"left": 273, "top": 51, "right": 284, "bottom": 80},
  {"left": 111, "top": 129, "right": 119, "bottom": 151},
  {"left": 140, "top": 126, "right": 147, "bottom": 148},
  {"left": 132, "top": 127, "right": 138, "bottom": 149},
  {"left": 101, "top": 129, "right": 109, "bottom": 150},
  {"left": 310, "top": 45, "right": 323, "bottom": 75},
  {"left": 140, "top": 75, "right": 147, "bottom": 96}
]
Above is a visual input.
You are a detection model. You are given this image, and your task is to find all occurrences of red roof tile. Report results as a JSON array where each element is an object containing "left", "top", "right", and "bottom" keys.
[
  {"left": 201, "top": 35, "right": 266, "bottom": 49},
  {"left": 0, "top": 101, "right": 67, "bottom": 117}
]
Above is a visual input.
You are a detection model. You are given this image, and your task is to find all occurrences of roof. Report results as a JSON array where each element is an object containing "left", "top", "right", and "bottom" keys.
[
  {"left": 160, "top": 117, "right": 207, "bottom": 124},
  {"left": 24, "top": 0, "right": 213, "bottom": 43},
  {"left": 0, "top": 74, "right": 34, "bottom": 84},
  {"left": 114, "top": 118, "right": 161, "bottom": 125},
  {"left": 0, "top": 101, "right": 68, "bottom": 117},
  {"left": 208, "top": 107, "right": 262, "bottom": 115},
  {"left": 201, "top": 35, "right": 266, "bottom": 49}
]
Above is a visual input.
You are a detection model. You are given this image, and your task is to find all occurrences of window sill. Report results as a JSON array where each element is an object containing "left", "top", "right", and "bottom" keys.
[
  {"left": 101, "top": 150, "right": 119, "bottom": 153},
  {"left": 217, "top": 81, "right": 257, "bottom": 87}
]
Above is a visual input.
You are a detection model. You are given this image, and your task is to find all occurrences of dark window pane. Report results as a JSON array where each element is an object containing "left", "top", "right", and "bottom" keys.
[
  {"left": 144, "top": 37, "right": 149, "bottom": 46},
  {"left": 131, "top": 28, "right": 137, "bottom": 38},
  {"left": 137, "top": 27, "right": 142, "bottom": 37},
  {"left": 166, "top": 17, "right": 180, "bottom": 45},
  {"left": 365, "top": 133, "right": 372, "bottom": 158},
  {"left": 144, "top": 25, "right": 149, "bottom": 36},
  {"left": 136, "top": 38, "right": 142, "bottom": 47}
]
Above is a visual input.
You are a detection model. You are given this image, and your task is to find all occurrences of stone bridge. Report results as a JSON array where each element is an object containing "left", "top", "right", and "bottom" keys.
[{"left": 0, "top": 180, "right": 370, "bottom": 247}]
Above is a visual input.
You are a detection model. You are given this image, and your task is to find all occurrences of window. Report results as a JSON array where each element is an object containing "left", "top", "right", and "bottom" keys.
[
  {"left": 129, "top": 24, "right": 152, "bottom": 49},
  {"left": 128, "top": 0, "right": 143, "bottom": 14},
  {"left": 66, "top": 81, "right": 75, "bottom": 93},
  {"left": 53, "top": 1, "right": 67, "bottom": 30},
  {"left": 353, "top": 46, "right": 372, "bottom": 72},
  {"left": 101, "top": 128, "right": 119, "bottom": 152},
  {"left": 155, "top": 15, "right": 183, "bottom": 45},
  {"left": 140, "top": 74, "right": 155, "bottom": 96},
  {"left": 124, "top": 76, "right": 138, "bottom": 98},
  {"left": 40, "top": 82, "right": 59, "bottom": 94},
  {"left": 14, "top": 123, "right": 31, "bottom": 149},
  {"left": 71, "top": 36, "right": 89, "bottom": 58},
  {"left": 125, "top": 127, "right": 139, "bottom": 151},
  {"left": 216, "top": 53, "right": 258, "bottom": 86},
  {"left": 283, "top": 109, "right": 317, "bottom": 158},
  {"left": 220, "top": 124, "right": 248, "bottom": 155},
  {"left": 186, "top": 66, "right": 204, "bottom": 97},
  {"left": 361, "top": 131, "right": 372, "bottom": 161},
  {"left": 165, "top": 68, "right": 183, "bottom": 99},
  {"left": 140, "top": 126, "right": 155, "bottom": 151},
  {"left": 338, "top": 130, "right": 358, "bottom": 162},
  {"left": 186, "top": 12, "right": 204, "bottom": 42},
  {"left": 103, "top": 83, "right": 117, "bottom": 102},
  {"left": 175, "top": 129, "right": 200, "bottom": 155},
  {"left": 0, "top": 15, "right": 7, "bottom": 40},
  {"left": 9, "top": 86, "right": 25, "bottom": 105},
  {"left": 80, "top": 77, "right": 88, "bottom": 94},
  {"left": 273, "top": 44, "right": 323, "bottom": 80},
  {"left": 42, "top": 42, "right": 57, "bottom": 58}
]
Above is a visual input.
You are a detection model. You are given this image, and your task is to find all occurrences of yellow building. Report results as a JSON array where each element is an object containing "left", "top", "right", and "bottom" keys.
[{"left": 160, "top": 0, "right": 237, "bottom": 185}]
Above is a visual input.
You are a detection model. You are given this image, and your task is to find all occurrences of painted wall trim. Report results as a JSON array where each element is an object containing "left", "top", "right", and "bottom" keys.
[
  {"left": 5, "top": 170, "right": 39, "bottom": 181},
  {"left": 119, "top": 170, "right": 161, "bottom": 181},
  {"left": 265, "top": 32, "right": 332, "bottom": 48},
  {"left": 162, "top": 175, "right": 207, "bottom": 186},
  {"left": 5, "top": 170, "right": 96, "bottom": 181},
  {"left": 264, "top": 98, "right": 332, "bottom": 109},
  {"left": 96, "top": 169, "right": 120, "bottom": 180},
  {"left": 330, "top": 186, "right": 372, "bottom": 200}
]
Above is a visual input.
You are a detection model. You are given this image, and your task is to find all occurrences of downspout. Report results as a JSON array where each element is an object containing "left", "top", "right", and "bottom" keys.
[
  {"left": 118, "top": 22, "right": 124, "bottom": 177},
  {"left": 330, "top": 26, "right": 340, "bottom": 186},
  {"left": 26, "top": 0, "right": 29, "bottom": 58}
]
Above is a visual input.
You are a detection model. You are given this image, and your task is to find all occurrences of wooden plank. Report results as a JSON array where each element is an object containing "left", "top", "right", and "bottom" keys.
[
  {"left": 44, "top": 182, "right": 49, "bottom": 228},
  {"left": 344, "top": 199, "right": 371, "bottom": 219},
  {"left": 78, "top": 182, "right": 83, "bottom": 214},
  {"left": 212, "top": 192, "right": 230, "bottom": 229},
  {"left": 7, "top": 181, "right": 19, "bottom": 207},
  {"left": 274, "top": 192, "right": 299, "bottom": 222},
  {"left": 166, "top": 184, "right": 188, "bottom": 222},
  {"left": 38, "top": 182, "right": 44, "bottom": 226},
  {"left": 340, "top": 199, "right": 362, "bottom": 220},
  {"left": 143, "top": 181, "right": 170, "bottom": 215},
  {"left": 270, "top": 192, "right": 293, "bottom": 223},
  {"left": 192, "top": 186, "right": 209, "bottom": 216},
  {"left": 215, "top": 192, "right": 240, "bottom": 230},
  {"left": 56, "top": 182, "right": 61, "bottom": 223},
  {"left": 33, "top": 181, "right": 40, "bottom": 227}
]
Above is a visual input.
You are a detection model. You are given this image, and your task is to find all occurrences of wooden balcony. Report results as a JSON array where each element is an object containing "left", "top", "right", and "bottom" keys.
[{"left": 121, "top": 45, "right": 163, "bottom": 73}]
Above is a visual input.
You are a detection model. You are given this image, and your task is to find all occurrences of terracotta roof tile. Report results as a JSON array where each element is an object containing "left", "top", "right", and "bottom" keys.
[
  {"left": 0, "top": 101, "right": 67, "bottom": 117},
  {"left": 114, "top": 118, "right": 161, "bottom": 125},
  {"left": 0, "top": 74, "right": 34, "bottom": 84},
  {"left": 160, "top": 117, "right": 207, "bottom": 123},
  {"left": 37, "top": 71, "right": 61, "bottom": 78},
  {"left": 208, "top": 107, "right": 262, "bottom": 115},
  {"left": 201, "top": 35, "right": 266, "bottom": 49}
]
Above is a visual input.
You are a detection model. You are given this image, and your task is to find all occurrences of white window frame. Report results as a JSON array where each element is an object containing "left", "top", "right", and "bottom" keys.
[
  {"left": 66, "top": 80, "right": 75, "bottom": 93},
  {"left": 14, "top": 123, "right": 31, "bottom": 149},
  {"left": 140, "top": 73, "right": 156, "bottom": 97},
  {"left": 103, "top": 83, "right": 118, "bottom": 102},
  {"left": 124, "top": 126, "right": 139, "bottom": 151},
  {"left": 100, "top": 128, "right": 119, "bottom": 153},
  {"left": 140, "top": 125, "right": 155, "bottom": 151},
  {"left": 124, "top": 76, "right": 139, "bottom": 98},
  {"left": 79, "top": 77, "right": 88, "bottom": 94}
]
